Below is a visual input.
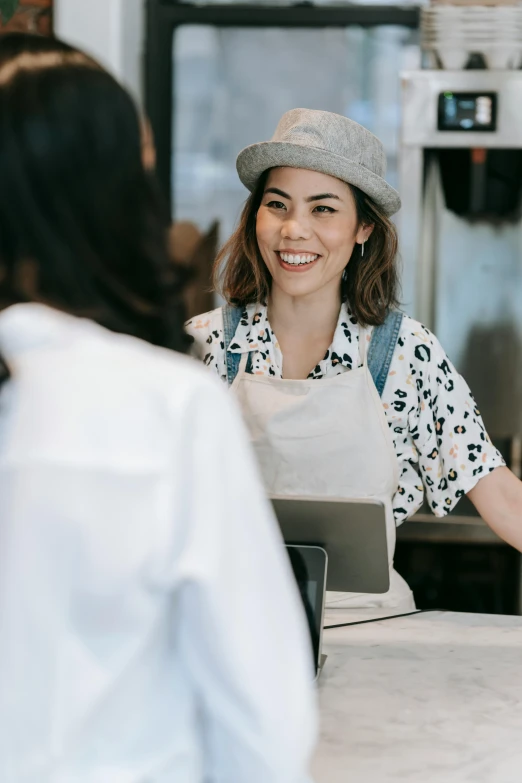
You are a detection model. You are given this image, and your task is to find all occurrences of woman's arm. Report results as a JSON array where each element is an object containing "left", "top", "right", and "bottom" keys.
[{"left": 468, "top": 467, "right": 522, "bottom": 552}]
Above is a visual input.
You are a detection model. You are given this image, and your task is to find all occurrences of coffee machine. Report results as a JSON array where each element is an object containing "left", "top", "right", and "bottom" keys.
[
  {"left": 399, "top": 70, "right": 522, "bottom": 460},
  {"left": 395, "top": 69, "right": 522, "bottom": 613}
]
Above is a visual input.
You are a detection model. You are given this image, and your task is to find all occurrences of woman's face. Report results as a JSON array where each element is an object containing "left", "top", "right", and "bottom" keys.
[{"left": 256, "top": 167, "right": 372, "bottom": 301}]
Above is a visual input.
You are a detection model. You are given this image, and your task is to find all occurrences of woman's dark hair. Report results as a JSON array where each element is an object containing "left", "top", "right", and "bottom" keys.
[
  {"left": 0, "top": 33, "right": 189, "bottom": 388},
  {"left": 214, "top": 168, "right": 400, "bottom": 326}
]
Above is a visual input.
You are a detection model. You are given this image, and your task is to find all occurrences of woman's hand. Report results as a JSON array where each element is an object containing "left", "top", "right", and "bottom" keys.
[{"left": 468, "top": 467, "right": 522, "bottom": 552}]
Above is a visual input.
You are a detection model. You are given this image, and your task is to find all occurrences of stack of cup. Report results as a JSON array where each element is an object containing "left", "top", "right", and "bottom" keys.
[{"left": 421, "top": 3, "right": 522, "bottom": 69}]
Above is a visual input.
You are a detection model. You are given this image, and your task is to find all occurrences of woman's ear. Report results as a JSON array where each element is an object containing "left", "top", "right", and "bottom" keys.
[
  {"left": 141, "top": 117, "right": 156, "bottom": 171},
  {"left": 356, "top": 223, "right": 375, "bottom": 245}
]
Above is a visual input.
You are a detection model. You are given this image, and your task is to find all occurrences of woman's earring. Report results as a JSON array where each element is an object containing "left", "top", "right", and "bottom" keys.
[{"left": 361, "top": 241, "right": 365, "bottom": 257}]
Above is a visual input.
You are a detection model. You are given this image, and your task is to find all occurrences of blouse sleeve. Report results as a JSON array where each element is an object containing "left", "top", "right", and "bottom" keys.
[
  {"left": 185, "top": 309, "right": 227, "bottom": 383},
  {"left": 408, "top": 326, "right": 505, "bottom": 517}
]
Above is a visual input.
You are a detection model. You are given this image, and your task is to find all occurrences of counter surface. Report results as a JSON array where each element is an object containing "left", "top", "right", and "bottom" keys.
[{"left": 313, "top": 609, "right": 522, "bottom": 783}]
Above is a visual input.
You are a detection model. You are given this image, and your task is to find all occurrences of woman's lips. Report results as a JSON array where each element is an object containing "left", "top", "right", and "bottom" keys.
[{"left": 276, "top": 251, "right": 320, "bottom": 272}]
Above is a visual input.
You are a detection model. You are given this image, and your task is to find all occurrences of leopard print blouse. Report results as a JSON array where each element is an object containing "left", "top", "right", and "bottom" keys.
[{"left": 186, "top": 303, "right": 504, "bottom": 525}]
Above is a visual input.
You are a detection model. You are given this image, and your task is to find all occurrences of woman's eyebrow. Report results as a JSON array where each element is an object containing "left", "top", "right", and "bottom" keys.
[
  {"left": 264, "top": 188, "right": 343, "bottom": 203},
  {"left": 264, "top": 187, "right": 291, "bottom": 199},
  {"left": 306, "top": 193, "right": 342, "bottom": 203}
]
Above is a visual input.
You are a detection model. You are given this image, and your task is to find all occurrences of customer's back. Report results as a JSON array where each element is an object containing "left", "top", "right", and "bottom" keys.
[{"left": 0, "top": 34, "right": 316, "bottom": 783}]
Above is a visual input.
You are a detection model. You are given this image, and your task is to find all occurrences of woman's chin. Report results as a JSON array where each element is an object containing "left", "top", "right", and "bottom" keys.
[
  {"left": 270, "top": 267, "right": 344, "bottom": 301},
  {"left": 272, "top": 276, "right": 321, "bottom": 299}
]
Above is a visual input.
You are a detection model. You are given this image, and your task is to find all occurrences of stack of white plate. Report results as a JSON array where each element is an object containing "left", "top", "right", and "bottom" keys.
[{"left": 421, "top": 5, "right": 522, "bottom": 69}]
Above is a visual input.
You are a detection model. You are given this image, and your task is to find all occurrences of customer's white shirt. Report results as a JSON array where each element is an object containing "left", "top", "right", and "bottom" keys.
[{"left": 0, "top": 304, "right": 316, "bottom": 783}]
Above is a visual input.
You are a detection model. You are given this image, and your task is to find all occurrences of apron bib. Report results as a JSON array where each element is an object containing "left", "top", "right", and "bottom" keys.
[{"left": 232, "top": 324, "right": 414, "bottom": 611}]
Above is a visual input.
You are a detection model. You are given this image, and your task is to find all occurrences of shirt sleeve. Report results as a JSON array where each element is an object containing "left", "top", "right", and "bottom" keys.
[
  {"left": 175, "top": 378, "right": 317, "bottom": 783},
  {"left": 185, "top": 309, "right": 227, "bottom": 383},
  {"left": 408, "top": 326, "right": 505, "bottom": 517}
]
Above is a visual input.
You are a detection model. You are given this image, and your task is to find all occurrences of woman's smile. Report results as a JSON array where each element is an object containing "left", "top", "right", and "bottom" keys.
[{"left": 276, "top": 250, "right": 321, "bottom": 272}]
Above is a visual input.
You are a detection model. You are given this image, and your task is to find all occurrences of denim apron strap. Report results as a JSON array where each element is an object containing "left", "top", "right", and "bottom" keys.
[
  {"left": 223, "top": 305, "right": 253, "bottom": 386},
  {"left": 367, "top": 309, "right": 404, "bottom": 398},
  {"left": 225, "top": 304, "right": 403, "bottom": 393}
]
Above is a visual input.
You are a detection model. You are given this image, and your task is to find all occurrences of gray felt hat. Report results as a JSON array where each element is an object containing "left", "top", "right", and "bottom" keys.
[{"left": 236, "top": 108, "right": 401, "bottom": 216}]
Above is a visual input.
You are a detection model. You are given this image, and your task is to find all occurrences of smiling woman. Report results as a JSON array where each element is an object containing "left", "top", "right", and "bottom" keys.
[
  {"left": 217, "top": 165, "right": 399, "bottom": 328},
  {"left": 186, "top": 107, "right": 522, "bottom": 613}
]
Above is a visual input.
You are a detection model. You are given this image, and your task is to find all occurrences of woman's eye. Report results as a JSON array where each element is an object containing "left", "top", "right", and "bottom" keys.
[
  {"left": 266, "top": 200, "right": 286, "bottom": 210},
  {"left": 313, "top": 205, "right": 336, "bottom": 214}
]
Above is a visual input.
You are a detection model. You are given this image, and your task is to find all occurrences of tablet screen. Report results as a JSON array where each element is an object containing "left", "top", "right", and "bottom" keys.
[{"left": 286, "top": 545, "right": 326, "bottom": 674}]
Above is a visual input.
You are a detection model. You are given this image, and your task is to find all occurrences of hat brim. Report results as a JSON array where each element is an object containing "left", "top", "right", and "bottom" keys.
[{"left": 236, "top": 141, "right": 401, "bottom": 216}]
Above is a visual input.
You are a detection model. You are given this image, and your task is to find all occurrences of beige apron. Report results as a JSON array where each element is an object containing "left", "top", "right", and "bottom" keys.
[{"left": 232, "top": 326, "right": 415, "bottom": 611}]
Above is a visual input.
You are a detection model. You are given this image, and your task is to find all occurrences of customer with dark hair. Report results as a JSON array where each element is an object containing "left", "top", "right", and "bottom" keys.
[{"left": 0, "top": 34, "right": 316, "bottom": 783}]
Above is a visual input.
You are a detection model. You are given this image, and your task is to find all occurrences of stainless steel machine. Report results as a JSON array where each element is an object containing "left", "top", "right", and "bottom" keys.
[
  {"left": 397, "top": 70, "right": 522, "bottom": 613},
  {"left": 399, "top": 70, "right": 522, "bottom": 461}
]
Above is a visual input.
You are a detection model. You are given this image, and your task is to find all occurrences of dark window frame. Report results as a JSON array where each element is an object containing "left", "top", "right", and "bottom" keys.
[{"left": 145, "top": 1, "right": 420, "bottom": 208}]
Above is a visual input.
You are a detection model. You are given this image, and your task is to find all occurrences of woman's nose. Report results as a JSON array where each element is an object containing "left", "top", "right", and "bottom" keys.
[{"left": 281, "top": 215, "right": 312, "bottom": 241}]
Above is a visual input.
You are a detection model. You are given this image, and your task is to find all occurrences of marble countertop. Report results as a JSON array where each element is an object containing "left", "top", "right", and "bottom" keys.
[{"left": 313, "top": 610, "right": 522, "bottom": 783}]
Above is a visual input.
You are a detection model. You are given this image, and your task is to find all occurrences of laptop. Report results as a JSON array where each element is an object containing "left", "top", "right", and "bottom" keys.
[
  {"left": 273, "top": 496, "right": 389, "bottom": 594},
  {"left": 286, "top": 544, "right": 327, "bottom": 679}
]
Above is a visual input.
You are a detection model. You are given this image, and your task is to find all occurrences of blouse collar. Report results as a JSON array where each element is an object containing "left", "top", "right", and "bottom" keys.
[{"left": 227, "top": 301, "right": 362, "bottom": 372}]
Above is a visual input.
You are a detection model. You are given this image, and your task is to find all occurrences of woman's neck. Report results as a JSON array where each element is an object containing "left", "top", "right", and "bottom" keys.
[
  {"left": 267, "top": 284, "right": 342, "bottom": 380},
  {"left": 268, "top": 284, "right": 342, "bottom": 340}
]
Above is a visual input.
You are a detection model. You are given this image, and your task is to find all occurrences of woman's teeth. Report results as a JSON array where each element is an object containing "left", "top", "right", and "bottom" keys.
[{"left": 279, "top": 252, "right": 319, "bottom": 266}]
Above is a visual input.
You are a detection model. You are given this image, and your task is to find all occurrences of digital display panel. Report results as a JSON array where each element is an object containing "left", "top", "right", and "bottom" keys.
[{"left": 438, "top": 92, "right": 497, "bottom": 132}]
